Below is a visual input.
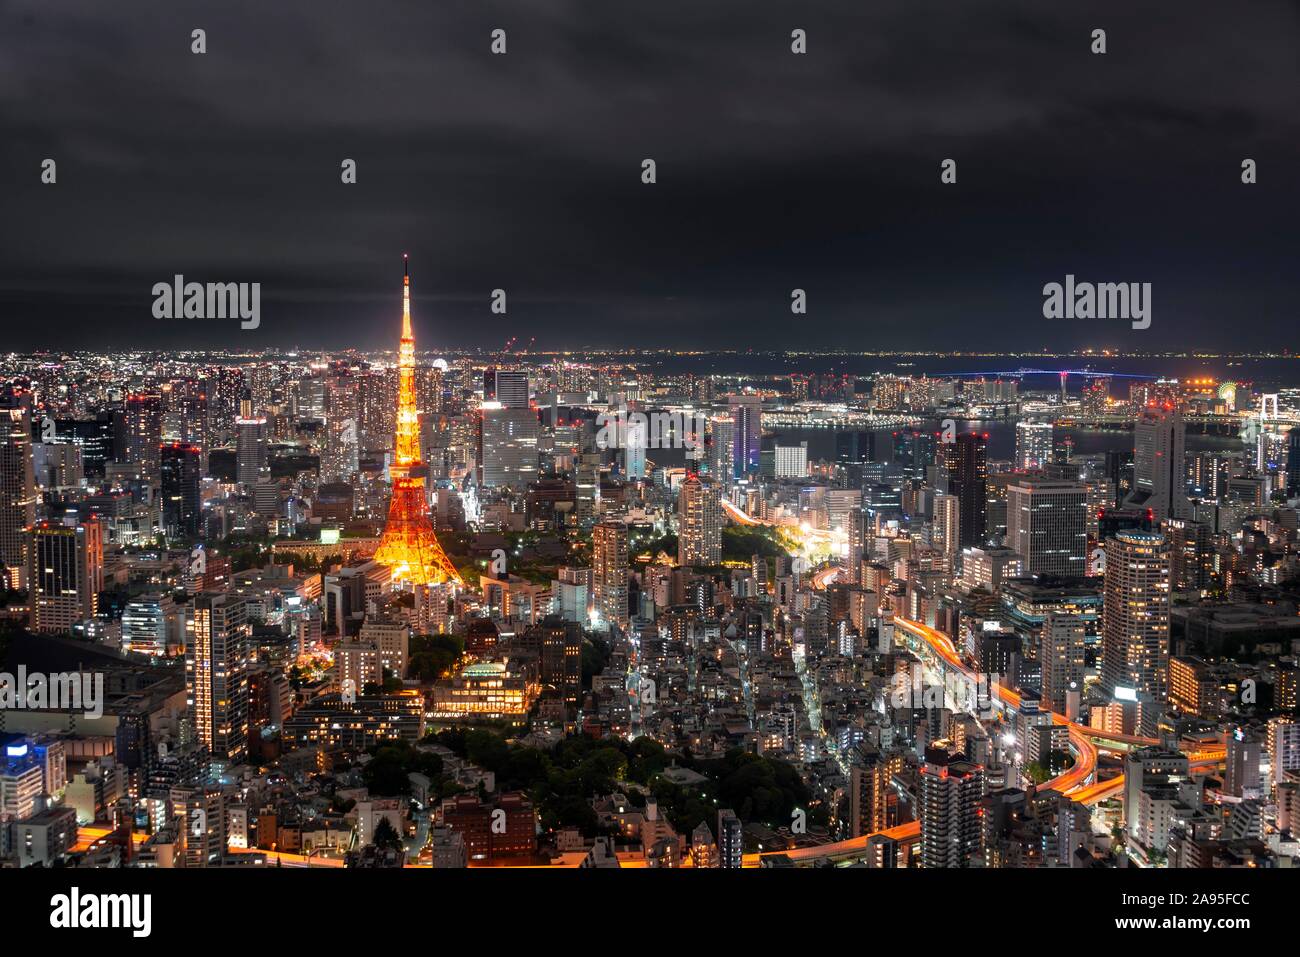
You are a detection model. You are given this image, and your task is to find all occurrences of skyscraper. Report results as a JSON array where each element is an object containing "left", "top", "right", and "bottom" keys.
[
  {"left": 728, "top": 394, "right": 762, "bottom": 479},
  {"left": 234, "top": 415, "right": 268, "bottom": 488},
  {"left": 1124, "top": 402, "right": 1190, "bottom": 521},
  {"left": 490, "top": 369, "right": 529, "bottom": 409},
  {"left": 1101, "top": 530, "right": 1170, "bottom": 701},
  {"left": 939, "top": 432, "right": 988, "bottom": 550},
  {"left": 28, "top": 519, "right": 104, "bottom": 633},
  {"left": 374, "top": 257, "right": 462, "bottom": 588},
  {"left": 591, "top": 521, "right": 629, "bottom": 632},
  {"left": 0, "top": 393, "right": 36, "bottom": 589},
  {"left": 1006, "top": 478, "right": 1087, "bottom": 577},
  {"left": 1015, "top": 420, "right": 1054, "bottom": 471},
  {"left": 919, "top": 749, "right": 985, "bottom": 868},
  {"left": 480, "top": 404, "right": 539, "bottom": 488},
  {"left": 706, "top": 414, "right": 734, "bottom": 486},
  {"left": 160, "top": 442, "right": 202, "bottom": 539},
  {"left": 1039, "top": 613, "right": 1085, "bottom": 714},
  {"left": 186, "top": 593, "right": 252, "bottom": 763},
  {"left": 623, "top": 416, "right": 647, "bottom": 480},
  {"left": 122, "top": 392, "right": 163, "bottom": 478},
  {"left": 677, "top": 473, "right": 722, "bottom": 567}
]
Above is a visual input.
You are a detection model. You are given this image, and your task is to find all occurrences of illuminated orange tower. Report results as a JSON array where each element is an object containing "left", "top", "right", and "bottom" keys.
[{"left": 374, "top": 255, "right": 462, "bottom": 586}]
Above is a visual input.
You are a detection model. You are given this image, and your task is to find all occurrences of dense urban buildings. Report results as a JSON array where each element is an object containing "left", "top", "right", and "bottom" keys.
[{"left": 0, "top": 344, "right": 1297, "bottom": 880}]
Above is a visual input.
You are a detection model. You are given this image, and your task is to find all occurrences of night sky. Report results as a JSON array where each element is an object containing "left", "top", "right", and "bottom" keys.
[{"left": 2, "top": 0, "right": 1297, "bottom": 352}]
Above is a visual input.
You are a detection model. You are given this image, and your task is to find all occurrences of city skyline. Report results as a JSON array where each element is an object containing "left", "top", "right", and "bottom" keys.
[{"left": 1, "top": 3, "right": 1297, "bottom": 922}]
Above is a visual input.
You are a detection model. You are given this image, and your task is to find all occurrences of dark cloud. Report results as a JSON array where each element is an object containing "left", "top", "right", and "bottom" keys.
[{"left": 1, "top": 0, "right": 1297, "bottom": 351}]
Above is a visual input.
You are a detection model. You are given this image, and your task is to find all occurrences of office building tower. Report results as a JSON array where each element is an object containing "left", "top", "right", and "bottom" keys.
[
  {"left": 1006, "top": 478, "right": 1087, "bottom": 577},
  {"left": 122, "top": 592, "right": 180, "bottom": 656},
  {"left": 28, "top": 519, "right": 104, "bottom": 633},
  {"left": 919, "top": 749, "right": 985, "bottom": 868},
  {"left": 728, "top": 395, "right": 762, "bottom": 479},
  {"left": 122, "top": 392, "right": 163, "bottom": 478},
  {"left": 51, "top": 414, "right": 116, "bottom": 481},
  {"left": 623, "top": 414, "right": 647, "bottom": 479},
  {"left": 235, "top": 416, "right": 268, "bottom": 488},
  {"left": 957, "top": 546, "right": 1022, "bottom": 594},
  {"left": 186, "top": 593, "right": 252, "bottom": 763},
  {"left": 894, "top": 427, "right": 937, "bottom": 481},
  {"left": 323, "top": 376, "right": 360, "bottom": 482},
  {"left": 479, "top": 405, "right": 539, "bottom": 489},
  {"left": 939, "top": 432, "right": 988, "bottom": 550},
  {"left": 575, "top": 462, "right": 600, "bottom": 529},
  {"left": 1039, "top": 613, "right": 1085, "bottom": 714},
  {"left": 0, "top": 395, "right": 36, "bottom": 589},
  {"left": 1101, "top": 531, "right": 1170, "bottom": 700},
  {"left": 491, "top": 370, "right": 529, "bottom": 410},
  {"left": 160, "top": 442, "right": 202, "bottom": 539},
  {"left": 1015, "top": 421, "right": 1054, "bottom": 471},
  {"left": 1268, "top": 718, "right": 1300, "bottom": 791},
  {"left": 773, "top": 442, "right": 808, "bottom": 479},
  {"left": 933, "top": 491, "right": 961, "bottom": 561},
  {"left": 592, "top": 521, "right": 629, "bottom": 632},
  {"left": 1124, "top": 403, "right": 1190, "bottom": 521},
  {"left": 677, "top": 473, "right": 722, "bottom": 567},
  {"left": 1288, "top": 428, "right": 1300, "bottom": 496},
  {"left": 706, "top": 414, "right": 734, "bottom": 485},
  {"left": 1224, "top": 727, "right": 1262, "bottom": 798}
]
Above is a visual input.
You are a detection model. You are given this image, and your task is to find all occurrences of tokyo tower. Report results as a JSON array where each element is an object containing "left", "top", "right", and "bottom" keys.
[{"left": 374, "top": 255, "right": 462, "bottom": 587}]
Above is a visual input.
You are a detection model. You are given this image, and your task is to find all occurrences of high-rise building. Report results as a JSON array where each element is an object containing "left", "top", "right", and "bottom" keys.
[
  {"left": 1288, "top": 428, "right": 1300, "bottom": 497},
  {"left": 623, "top": 416, "right": 647, "bottom": 479},
  {"left": 1015, "top": 421, "right": 1054, "bottom": 471},
  {"left": 1224, "top": 727, "right": 1262, "bottom": 798},
  {"left": 1039, "top": 613, "right": 1085, "bottom": 714},
  {"left": 122, "top": 592, "right": 180, "bottom": 657},
  {"left": 122, "top": 392, "right": 163, "bottom": 478},
  {"left": 728, "top": 395, "right": 762, "bottom": 479},
  {"left": 716, "top": 808, "right": 743, "bottom": 868},
  {"left": 1124, "top": 403, "right": 1190, "bottom": 521},
  {"left": 1007, "top": 478, "right": 1087, "bottom": 577},
  {"left": 1167, "top": 655, "right": 1216, "bottom": 718},
  {"left": 677, "top": 473, "right": 722, "bottom": 567},
  {"left": 235, "top": 416, "right": 268, "bottom": 488},
  {"left": 939, "top": 432, "right": 987, "bottom": 550},
  {"left": 160, "top": 442, "right": 202, "bottom": 539},
  {"left": 919, "top": 749, "right": 985, "bottom": 868},
  {"left": 323, "top": 375, "right": 360, "bottom": 483},
  {"left": 850, "top": 750, "right": 902, "bottom": 837},
  {"left": 1267, "top": 717, "right": 1300, "bottom": 791},
  {"left": 1101, "top": 531, "right": 1170, "bottom": 701},
  {"left": 591, "top": 521, "right": 629, "bottom": 632},
  {"left": 0, "top": 394, "right": 36, "bottom": 589},
  {"left": 28, "top": 519, "right": 103, "bottom": 633},
  {"left": 490, "top": 370, "right": 529, "bottom": 410},
  {"left": 773, "top": 442, "right": 808, "bottom": 479},
  {"left": 185, "top": 593, "right": 252, "bottom": 763},
  {"left": 706, "top": 414, "right": 734, "bottom": 485},
  {"left": 479, "top": 405, "right": 539, "bottom": 488},
  {"left": 933, "top": 491, "right": 960, "bottom": 562}
]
